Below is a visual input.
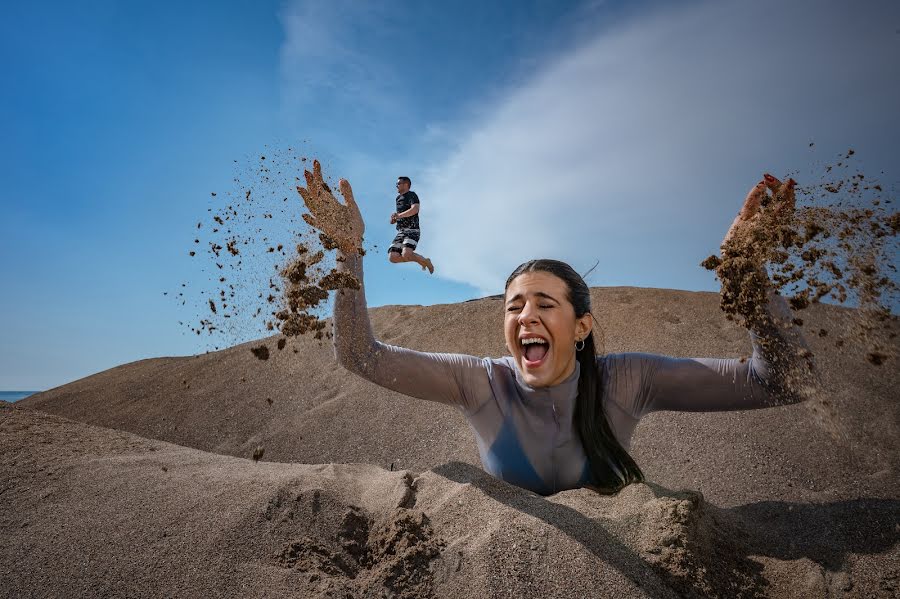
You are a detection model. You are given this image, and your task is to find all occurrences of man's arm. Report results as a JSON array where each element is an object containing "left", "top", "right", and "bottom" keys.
[{"left": 395, "top": 203, "right": 420, "bottom": 219}]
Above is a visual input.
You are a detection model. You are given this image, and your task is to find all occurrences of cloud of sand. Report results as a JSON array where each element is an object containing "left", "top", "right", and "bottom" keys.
[{"left": 416, "top": 0, "right": 900, "bottom": 294}]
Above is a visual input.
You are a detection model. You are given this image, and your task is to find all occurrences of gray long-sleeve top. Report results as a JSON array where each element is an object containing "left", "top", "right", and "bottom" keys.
[{"left": 333, "top": 252, "right": 810, "bottom": 495}]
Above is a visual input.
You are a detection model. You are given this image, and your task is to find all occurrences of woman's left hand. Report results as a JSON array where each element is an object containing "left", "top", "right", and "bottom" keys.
[{"left": 721, "top": 173, "right": 796, "bottom": 251}]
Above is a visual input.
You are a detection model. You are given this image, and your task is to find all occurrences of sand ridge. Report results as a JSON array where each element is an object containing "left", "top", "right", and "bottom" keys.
[
  {"left": 10, "top": 404, "right": 898, "bottom": 598},
  {"left": 12, "top": 284, "right": 900, "bottom": 597}
]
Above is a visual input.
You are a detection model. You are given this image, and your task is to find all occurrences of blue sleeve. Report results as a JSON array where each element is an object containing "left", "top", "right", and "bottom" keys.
[
  {"left": 603, "top": 290, "right": 814, "bottom": 417},
  {"left": 331, "top": 251, "right": 491, "bottom": 412}
]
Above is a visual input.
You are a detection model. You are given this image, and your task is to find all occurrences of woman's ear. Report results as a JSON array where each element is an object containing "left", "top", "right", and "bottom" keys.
[{"left": 575, "top": 313, "right": 593, "bottom": 341}]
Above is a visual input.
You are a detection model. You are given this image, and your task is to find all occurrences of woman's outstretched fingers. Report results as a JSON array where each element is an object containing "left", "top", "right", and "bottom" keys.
[
  {"left": 313, "top": 159, "right": 323, "bottom": 183},
  {"left": 304, "top": 168, "right": 322, "bottom": 197},
  {"left": 777, "top": 177, "right": 796, "bottom": 197},
  {"left": 339, "top": 179, "right": 358, "bottom": 211},
  {"left": 302, "top": 170, "right": 318, "bottom": 204},
  {"left": 296, "top": 184, "right": 318, "bottom": 214},
  {"left": 313, "top": 160, "right": 334, "bottom": 193},
  {"left": 775, "top": 178, "right": 797, "bottom": 219},
  {"left": 723, "top": 180, "right": 766, "bottom": 248},
  {"left": 302, "top": 213, "right": 319, "bottom": 229},
  {"left": 740, "top": 180, "right": 766, "bottom": 220}
]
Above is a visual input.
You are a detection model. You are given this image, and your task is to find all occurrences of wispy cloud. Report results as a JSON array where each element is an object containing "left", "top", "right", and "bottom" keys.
[
  {"left": 278, "top": 1, "right": 405, "bottom": 133},
  {"left": 419, "top": 0, "right": 900, "bottom": 294}
]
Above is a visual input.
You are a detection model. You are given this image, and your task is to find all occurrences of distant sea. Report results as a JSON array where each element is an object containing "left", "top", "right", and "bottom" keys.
[{"left": 0, "top": 391, "right": 39, "bottom": 403}]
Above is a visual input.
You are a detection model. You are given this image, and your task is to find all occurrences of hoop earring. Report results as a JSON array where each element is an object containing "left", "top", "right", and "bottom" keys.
[{"left": 575, "top": 339, "right": 585, "bottom": 352}]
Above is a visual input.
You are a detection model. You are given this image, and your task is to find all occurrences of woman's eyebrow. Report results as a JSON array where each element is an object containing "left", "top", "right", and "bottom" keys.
[
  {"left": 506, "top": 291, "right": 559, "bottom": 305},
  {"left": 506, "top": 293, "right": 523, "bottom": 305},
  {"left": 534, "top": 291, "right": 559, "bottom": 303}
]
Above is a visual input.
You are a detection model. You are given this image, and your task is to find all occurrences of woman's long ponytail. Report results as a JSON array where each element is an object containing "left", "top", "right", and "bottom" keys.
[{"left": 574, "top": 331, "right": 644, "bottom": 493}]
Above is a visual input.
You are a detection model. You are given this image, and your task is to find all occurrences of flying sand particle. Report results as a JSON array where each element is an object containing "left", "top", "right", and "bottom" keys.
[{"left": 703, "top": 158, "right": 897, "bottom": 369}]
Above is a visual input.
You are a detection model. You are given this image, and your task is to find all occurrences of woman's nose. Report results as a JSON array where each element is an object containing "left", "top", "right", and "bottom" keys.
[{"left": 518, "top": 303, "right": 539, "bottom": 326}]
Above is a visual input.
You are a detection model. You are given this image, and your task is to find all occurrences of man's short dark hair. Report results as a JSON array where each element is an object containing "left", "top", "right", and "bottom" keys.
[{"left": 398, "top": 176, "right": 412, "bottom": 187}]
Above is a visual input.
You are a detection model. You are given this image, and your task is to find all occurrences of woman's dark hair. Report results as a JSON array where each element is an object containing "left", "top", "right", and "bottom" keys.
[{"left": 505, "top": 259, "right": 644, "bottom": 493}]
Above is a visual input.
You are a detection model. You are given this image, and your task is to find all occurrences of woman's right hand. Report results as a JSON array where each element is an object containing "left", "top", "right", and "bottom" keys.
[{"left": 296, "top": 159, "right": 365, "bottom": 255}]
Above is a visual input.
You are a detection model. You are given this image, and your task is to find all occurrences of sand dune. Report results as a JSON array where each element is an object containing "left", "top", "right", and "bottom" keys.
[
  {"left": 9, "top": 286, "right": 900, "bottom": 597},
  {"left": 5, "top": 404, "right": 897, "bottom": 598}
]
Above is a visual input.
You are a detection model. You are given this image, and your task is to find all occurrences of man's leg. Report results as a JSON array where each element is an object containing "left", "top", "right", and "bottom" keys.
[
  {"left": 388, "top": 231, "right": 405, "bottom": 263},
  {"left": 401, "top": 247, "right": 434, "bottom": 274}
]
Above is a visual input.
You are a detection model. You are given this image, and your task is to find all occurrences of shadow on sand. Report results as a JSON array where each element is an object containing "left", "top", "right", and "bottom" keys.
[
  {"left": 728, "top": 497, "right": 900, "bottom": 571},
  {"left": 432, "top": 461, "right": 899, "bottom": 597}
]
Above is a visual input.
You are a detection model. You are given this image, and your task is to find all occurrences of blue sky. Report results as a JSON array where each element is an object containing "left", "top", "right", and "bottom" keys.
[{"left": 2, "top": 0, "right": 898, "bottom": 390}]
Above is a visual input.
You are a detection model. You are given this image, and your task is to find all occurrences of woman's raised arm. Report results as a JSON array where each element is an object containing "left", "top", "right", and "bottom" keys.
[
  {"left": 608, "top": 175, "right": 815, "bottom": 417},
  {"left": 297, "top": 161, "right": 491, "bottom": 411},
  {"left": 605, "top": 295, "right": 811, "bottom": 416}
]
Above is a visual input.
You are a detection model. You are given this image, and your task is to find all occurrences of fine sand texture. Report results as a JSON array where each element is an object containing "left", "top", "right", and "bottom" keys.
[{"left": 8, "top": 286, "right": 900, "bottom": 598}]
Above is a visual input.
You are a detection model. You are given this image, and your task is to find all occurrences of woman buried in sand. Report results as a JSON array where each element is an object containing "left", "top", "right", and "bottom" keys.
[{"left": 298, "top": 162, "right": 812, "bottom": 495}]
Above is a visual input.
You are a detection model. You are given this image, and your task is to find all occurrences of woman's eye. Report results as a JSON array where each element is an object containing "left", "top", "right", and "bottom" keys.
[
  {"left": 506, "top": 306, "right": 522, "bottom": 312},
  {"left": 539, "top": 304, "right": 553, "bottom": 309}
]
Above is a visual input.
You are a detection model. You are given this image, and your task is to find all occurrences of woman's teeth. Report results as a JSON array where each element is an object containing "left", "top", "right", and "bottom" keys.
[{"left": 521, "top": 338, "right": 549, "bottom": 362}]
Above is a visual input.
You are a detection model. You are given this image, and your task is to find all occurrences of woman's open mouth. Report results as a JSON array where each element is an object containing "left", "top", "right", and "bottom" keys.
[{"left": 520, "top": 335, "right": 550, "bottom": 368}]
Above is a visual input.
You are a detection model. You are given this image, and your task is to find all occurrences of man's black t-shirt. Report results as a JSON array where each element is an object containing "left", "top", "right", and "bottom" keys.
[{"left": 395, "top": 191, "right": 420, "bottom": 230}]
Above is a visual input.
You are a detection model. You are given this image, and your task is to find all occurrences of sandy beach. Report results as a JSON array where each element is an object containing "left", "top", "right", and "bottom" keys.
[{"left": 5, "top": 286, "right": 899, "bottom": 598}]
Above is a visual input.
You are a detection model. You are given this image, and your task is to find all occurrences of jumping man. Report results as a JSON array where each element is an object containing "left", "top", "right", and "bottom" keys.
[{"left": 388, "top": 176, "right": 434, "bottom": 274}]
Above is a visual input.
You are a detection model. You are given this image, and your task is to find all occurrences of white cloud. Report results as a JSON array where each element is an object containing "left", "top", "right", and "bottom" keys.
[
  {"left": 418, "top": 0, "right": 900, "bottom": 294},
  {"left": 278, "top": 1, "right": 404, "bottom": 130}
]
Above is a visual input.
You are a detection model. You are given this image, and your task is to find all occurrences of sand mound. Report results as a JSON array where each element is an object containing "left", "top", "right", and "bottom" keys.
[
  {"left": 12, "top": 286, "right": 900, "bottom": 596},
  {"left": 270, "top": 505, "right": 443, "bottom": 598},
  {"left": 21, "top": 288, "right": 899, "bottom": 498},
  {"left": 4, "top": 405, "right": 898, "bottom": 598}
]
